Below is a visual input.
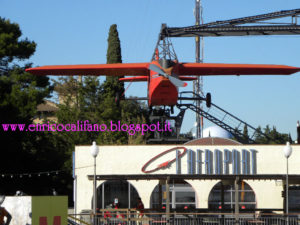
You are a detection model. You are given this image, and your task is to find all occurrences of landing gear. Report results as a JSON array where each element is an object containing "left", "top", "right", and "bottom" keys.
[
  {"left": 147, "top": 106, "right": 187, "bottom": 144},
  {"left": 206, "top": 93, "right": 211, "bottom": 108}
]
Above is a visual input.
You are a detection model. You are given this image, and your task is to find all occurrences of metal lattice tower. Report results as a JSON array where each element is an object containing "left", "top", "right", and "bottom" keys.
[{"left": 194, "top": 0, "right": 204, "bottom": 139}]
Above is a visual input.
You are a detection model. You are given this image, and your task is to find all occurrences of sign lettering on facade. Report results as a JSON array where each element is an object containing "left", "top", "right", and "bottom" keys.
[
  {"left": 141, "top": 147, "right": 257, "bottom": 175},
  {"left": 185, "top": 149, "right": 257, "bottom": 175}
]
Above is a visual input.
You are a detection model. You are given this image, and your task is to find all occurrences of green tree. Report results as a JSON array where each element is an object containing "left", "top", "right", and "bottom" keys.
[
  {"left": 288, "top": 133, "right": 293, "bottom": 143},
  {"left": 0, "top": 18, "right": 36, "bottom": 72},
  {"left": 55, "top": 76, "right": 103, "bottom": 145},
  {"left": 254, "top": 126, "right": 265, "bottom": 143},
  {"left": 104, "top": 24, "right": 124, "bottom": 100},
  {"left": 51, "top": 24, "right": 149, "bottom": 198},
  {"left": 100, "top": 24, "right": 148, "bottom": 144},
  {"left": 55, "top": 24, "right": 149, "bottom": 146},
  {"left": 242, "top": 125, "right": 249, "bottom": 144}
]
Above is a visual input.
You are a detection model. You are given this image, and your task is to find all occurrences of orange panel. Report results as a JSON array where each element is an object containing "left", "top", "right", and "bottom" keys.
[{"left": 26, "top": 63, "right": 150, "bottom": 76}]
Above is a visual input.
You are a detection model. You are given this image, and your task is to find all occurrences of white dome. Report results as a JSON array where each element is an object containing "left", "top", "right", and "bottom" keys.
[{"left": 203, "top": 126, "right": 233, "bottom": 139}]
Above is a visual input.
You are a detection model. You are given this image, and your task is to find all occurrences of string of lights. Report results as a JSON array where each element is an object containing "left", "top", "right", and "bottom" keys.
[{"left": 0, "top": 170, "right": 63, "bottom": 178}]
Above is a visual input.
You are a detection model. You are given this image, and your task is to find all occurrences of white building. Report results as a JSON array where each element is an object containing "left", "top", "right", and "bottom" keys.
[{"left": 74, "top": 141, "right": 300, "bottom": 214}]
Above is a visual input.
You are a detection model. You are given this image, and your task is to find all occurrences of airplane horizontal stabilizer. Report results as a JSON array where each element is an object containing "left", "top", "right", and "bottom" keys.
[{"left": 119, "top": 76, "right": 148, "bottom": 82}]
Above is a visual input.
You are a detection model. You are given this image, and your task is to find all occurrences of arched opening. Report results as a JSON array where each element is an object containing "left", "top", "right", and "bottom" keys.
[
  {"left": 95, "top": 180, "right": 140, "bottom": 209},
  {"left": 208, "top": 181, "right": 256, "bottom": 210},
  {"left": 288, "top": 185, "right": 300, "bottom": 212},
  {"left": 150, "top": 180, "right": 196, "bottom": 210}
]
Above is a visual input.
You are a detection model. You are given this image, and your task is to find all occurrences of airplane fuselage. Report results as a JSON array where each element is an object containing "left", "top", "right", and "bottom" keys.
[{"left": 148, "top": 61, "right": 178, "bottom": 106}]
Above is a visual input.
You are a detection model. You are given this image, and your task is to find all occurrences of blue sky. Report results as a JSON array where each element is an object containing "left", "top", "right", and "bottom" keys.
[{"left": 1, "top": 0, "right": 300, "bottom": 140}]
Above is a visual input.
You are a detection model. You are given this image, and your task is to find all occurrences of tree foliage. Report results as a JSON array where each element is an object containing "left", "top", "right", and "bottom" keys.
[
  {"left": 0, "top": 17, "right": 71, "bottom": 196},
  {"left": 254, "top": 125, "right": 290, "bottom": 144},
  {"left": 51, "top": 24, "right": 149, "bottom": 200},
  {"left": 0, "top": 18, "right": 36, "bottom": 70},
  {"left": 101, "top": 24, "right": 147, "bottom": 144},
  {"left": 104, "top": 24, "right": 124, "bottom": 98},
  {"left": 55, "top": 24, "right": 149, "bottom": 146},
  {"left": 0, "top": 20, "right": 149, "bottom": 200},
  {"left": 242, "top": 125, "right": 249, "bottom": 144}
]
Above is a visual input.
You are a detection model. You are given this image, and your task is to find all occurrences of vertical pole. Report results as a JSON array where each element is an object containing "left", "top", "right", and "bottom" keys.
[
  {"left": 194, "top": 0, "right": 204, "bottom": 139},
  {"left": 166, "top": 177, "right": 170, "bottom": 225},
  {"left": 221, "top": 181, "right": 225, "bottom": 209},
  {"left": 297, "top": 121, "right": 300, "bottom": 144},
  {"left": 102, "top": 183, "right": 105, "bottom": 209},
  {"left": 74, "top": 175, "right": 77, "bottom": 219},
  {"left": 195, "top": 0, "right": 200, "bottom": 64},
  {"left": 73, "top": 151, "right": 77, "bottom": 219},
  {"left": 159, "top": 180, "right": 162, "bottom": 209},
  {"left": 171, "top": 183, "right": 175, "bottom": 209},
  {"left": 234, "top": 177, "right": 239, "bottom": 225},
  {"left": 93, "top": 157, "right": 97, "bottom": 225},
  {"left": 286, "top": 158, "right": 289, "bottom": 225},
  {"left": 194, "top": 0, "right": 201, "bottom": 139},
  {"left": 128, "top": 182, "right": 131, "bottom": 225},
  {"left": 221, "top": 181, "right": 225, "bottom": 225},
  {"left": 128, "top": 182, "right": 131, "bottom": 209}
]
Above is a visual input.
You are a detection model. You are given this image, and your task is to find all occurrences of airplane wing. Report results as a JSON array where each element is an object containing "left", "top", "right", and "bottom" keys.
[
  {"left": 178, "top": 63, "right": 300, "bottom": 75},
  {"left": 25, "top": 63, "right": 150, "bottom": 76}
]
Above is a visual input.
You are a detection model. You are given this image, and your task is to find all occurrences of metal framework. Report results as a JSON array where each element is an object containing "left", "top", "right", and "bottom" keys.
[
  {"left": 152, "top": 8, "right": 300, "bottom": 142},
  {"left": 151, "top": 24, "right": 178, "bottom": 61},
  {"left": 160, "top": 8, "right": 300, "bottom": 38}
]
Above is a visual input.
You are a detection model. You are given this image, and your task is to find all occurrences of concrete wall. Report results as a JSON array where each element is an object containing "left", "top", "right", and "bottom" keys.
[{"left": 75, "top": 144, "right": 300, "bottom": 213}]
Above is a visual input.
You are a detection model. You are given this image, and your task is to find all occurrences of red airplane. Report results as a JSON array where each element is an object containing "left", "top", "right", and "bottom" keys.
[{"left": 26, "top": 57, "right": 300, "bottom": 108}]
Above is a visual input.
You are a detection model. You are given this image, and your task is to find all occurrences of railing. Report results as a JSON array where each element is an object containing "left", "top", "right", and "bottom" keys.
[
  {"left": 68, "top": 210, "right": 300, "bottom": 225},
  {"left": 177, "top": 91, "right": 271, "bottom": 143}
]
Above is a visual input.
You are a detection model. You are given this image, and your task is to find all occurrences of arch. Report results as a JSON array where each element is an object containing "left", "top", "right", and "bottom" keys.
[
  {"left": 208, "top": 181, "right": 256, "bottom": 210},
  {"left": 287, "top": 185, "right": 300, "bottom": 212},
  {"left": 150, "top": 180, "right": 196, "bottom": 210},
  {"left": 93, "top": 180, "right": 140, "bottom": 209}
]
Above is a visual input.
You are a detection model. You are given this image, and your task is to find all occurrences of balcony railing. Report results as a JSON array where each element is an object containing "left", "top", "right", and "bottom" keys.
[{"left": 68, "top": 210, "right": 300, "bottom": 225}]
